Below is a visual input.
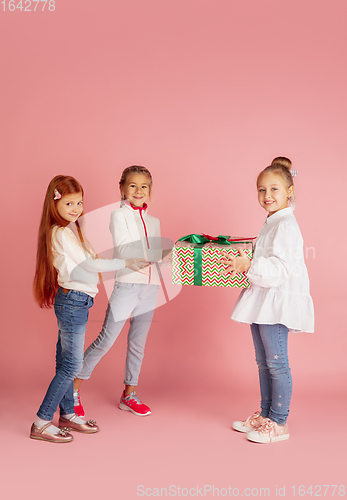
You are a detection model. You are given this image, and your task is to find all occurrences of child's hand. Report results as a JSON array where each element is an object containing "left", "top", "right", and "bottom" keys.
[
  {"left": 162, "top": 249, "right": 172, "bottom": 263},
  {"left": 125, "top": 258, "right": 150, "bottom": 274},
  {"left": 217, "top": 249, "right": 251, "bottom": 277}
]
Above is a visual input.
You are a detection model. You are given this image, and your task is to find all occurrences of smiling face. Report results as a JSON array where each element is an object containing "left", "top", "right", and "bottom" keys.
[
  {"left": 257, "top": 172, "right": 293, "bottom": 216},
  {"left": 56, "top": 191, "right": 83, "bottom": 223},
  {"left": 121, "top": 173, "right": 150, "bottom": 207}
]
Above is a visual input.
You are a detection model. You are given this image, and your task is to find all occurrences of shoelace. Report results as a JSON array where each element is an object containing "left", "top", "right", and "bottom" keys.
[
  {"left": 243, "top": 411, "right": 260, "bottom": 425},
  {"left": 125, "top": 393, "right": 142, "bottom": 405},
  {"left": 256, "top": 418, "right": 274, "bottom": 434}
]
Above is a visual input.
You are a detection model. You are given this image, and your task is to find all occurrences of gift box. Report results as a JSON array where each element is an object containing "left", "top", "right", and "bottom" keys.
[{"left": 172, "top": 234, "right": 255, "bottom": 288}]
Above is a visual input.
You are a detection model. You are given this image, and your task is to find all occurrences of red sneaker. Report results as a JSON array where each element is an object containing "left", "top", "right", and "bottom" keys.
[
  {"left": 119, "top": 391, "right": 151, "bottom": 416},
  {"left": 73, "top": 390, "right": 85, "bottom": 417}
]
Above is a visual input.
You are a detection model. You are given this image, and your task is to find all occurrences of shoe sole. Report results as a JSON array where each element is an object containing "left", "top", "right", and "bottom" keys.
[
  {"left": 232, "top": 422, "right": 255, "bottom": 433},
  {"left": 119, "top": 402, "right": 151, "bottom": 416},
  {"left": 247, "top": 433, "right": 290, "bottom": 443},
  {"left": 58, "top": 426, "right": 99, "bottom": 434},
  {"left": 30, "top": 434, "right": 73, "bottom": 443}
]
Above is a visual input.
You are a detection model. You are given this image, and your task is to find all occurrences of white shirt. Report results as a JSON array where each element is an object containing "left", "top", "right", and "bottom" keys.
[
  {"left": 110, "top": 202, "right": 162, "bottom": 285},
  {"left": 52, "top": 225, "right": 125, "bottom": 297},
  {"left": 231, "top": 208, "right": 314, "bottom": 332}
]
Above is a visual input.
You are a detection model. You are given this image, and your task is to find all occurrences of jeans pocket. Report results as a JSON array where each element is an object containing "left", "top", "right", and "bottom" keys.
[
  {"left": 72, "top": 298, "right": 90, "bottom": 308},
  {"left": 116, "top": 282, "right": 135, "bottom": 289},
  {"left": 54, "top": 304, "right": 68, "bottom": 332},
  {"left": 55, "top": 301, "right": 90, "bottom": 333},
  {"left": 69, "top": 292, "right": 90, "bottom": 307},
  {"left": 54, "top": 304, "right": 65, "bottom": 322}
]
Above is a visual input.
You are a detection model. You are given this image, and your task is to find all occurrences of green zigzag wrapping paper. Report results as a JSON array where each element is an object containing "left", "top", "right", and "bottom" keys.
[{"left": 172, "top": 237, "right": 254, "bottom": 288}]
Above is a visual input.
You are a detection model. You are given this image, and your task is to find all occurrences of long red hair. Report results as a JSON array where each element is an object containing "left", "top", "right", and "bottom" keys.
[{"left": 33, "top": 175, "right": 84, "bottom": 308}]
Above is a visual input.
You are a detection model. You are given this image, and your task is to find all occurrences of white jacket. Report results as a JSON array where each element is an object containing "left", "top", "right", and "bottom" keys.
[
  {"left": 110, "top": 201, "right": 162, "bottom": 285},
  {"left": 231, "top": 208, "right": 314, "bottom": 332}
]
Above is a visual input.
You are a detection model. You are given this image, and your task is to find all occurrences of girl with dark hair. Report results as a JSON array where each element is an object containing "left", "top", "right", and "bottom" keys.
[{"left": 74, "top": 166, "right": 163, "bottom": 418}]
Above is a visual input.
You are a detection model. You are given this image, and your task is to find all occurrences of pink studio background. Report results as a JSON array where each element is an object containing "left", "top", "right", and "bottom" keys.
[{"left": 1, "top": 1, "right": 346, "bottom": 499}]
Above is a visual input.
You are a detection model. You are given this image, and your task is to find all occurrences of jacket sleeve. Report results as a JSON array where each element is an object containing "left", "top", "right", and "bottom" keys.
[
  {"left": 55, "top": 227, "right": 125, "bottom": 278},
  {"left": 247, "top": 222, "right": 302, "bottom": 288}
]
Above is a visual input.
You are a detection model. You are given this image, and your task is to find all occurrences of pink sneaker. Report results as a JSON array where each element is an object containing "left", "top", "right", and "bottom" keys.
[
  {"left": 232, "top": 411, "right": 264, "bottom": 433},
  {"left": 247, "top": 418, "right": 289, "bottom": 443},
  {"left": 73, "top": 390, "right": 85, "bottom": 418},
  {"left": 119, "top": 391, "right": 151, "bottom": 416}
]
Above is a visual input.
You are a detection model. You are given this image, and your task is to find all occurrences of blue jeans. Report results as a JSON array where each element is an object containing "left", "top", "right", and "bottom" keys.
[
  {"left": 37, "top": 288, "right": 94, "bottom": 421},
  {"left": 251, "top": 323, "right": 292, "bottom": 425}
]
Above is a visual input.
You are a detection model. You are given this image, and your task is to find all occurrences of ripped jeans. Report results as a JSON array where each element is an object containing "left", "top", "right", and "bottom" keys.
[{"left": 251, "top": 323, "right": 292, "bottom": 426}]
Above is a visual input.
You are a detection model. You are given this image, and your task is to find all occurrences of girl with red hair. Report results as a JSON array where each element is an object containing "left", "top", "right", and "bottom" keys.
[{"left": 31, "top": 175, "right": 145, "bottom": 443}]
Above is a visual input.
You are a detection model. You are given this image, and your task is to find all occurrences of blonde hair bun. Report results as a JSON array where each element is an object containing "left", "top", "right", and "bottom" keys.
[{"left": 271, "top": 156, "right": 292, "bottom": 170}]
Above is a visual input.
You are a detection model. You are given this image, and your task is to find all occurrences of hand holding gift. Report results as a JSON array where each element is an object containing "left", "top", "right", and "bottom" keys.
[
  {"left": 162, "top": 249, "right": 173, "bottom": 263},
  {"left": 217, "top": 249, "right": 251, "bottom": 278},
  {"left": 125, "top": 258, "right": 150, "bottom": 274}
]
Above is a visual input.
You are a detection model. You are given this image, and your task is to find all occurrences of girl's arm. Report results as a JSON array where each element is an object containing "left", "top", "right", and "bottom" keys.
[
  {"left": 219, "top": 222, "right": 302, "bottom": 288},
  {"left": 55, "top": 227, "right": 146, "bottom": 277},
  {"left": 247, "top": 223, "right": 301, "bottom": 288}
]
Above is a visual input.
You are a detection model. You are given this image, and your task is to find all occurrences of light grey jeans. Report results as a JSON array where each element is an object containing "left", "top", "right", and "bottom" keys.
[{"left": 78, "top": 282, "right": 159, "bottom": 385}]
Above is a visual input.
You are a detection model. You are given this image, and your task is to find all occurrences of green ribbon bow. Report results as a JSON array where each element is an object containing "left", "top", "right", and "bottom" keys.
[{"left": 178, "top": 234, "right": 233, "bottom": 245}]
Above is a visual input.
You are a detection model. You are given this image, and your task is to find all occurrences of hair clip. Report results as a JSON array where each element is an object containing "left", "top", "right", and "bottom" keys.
[
  {"left": 291, "top": 170, "right": 298, "bottom": 177},
  {"left": 54, "top": 189, "right": 62, "bottom": 200}
]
